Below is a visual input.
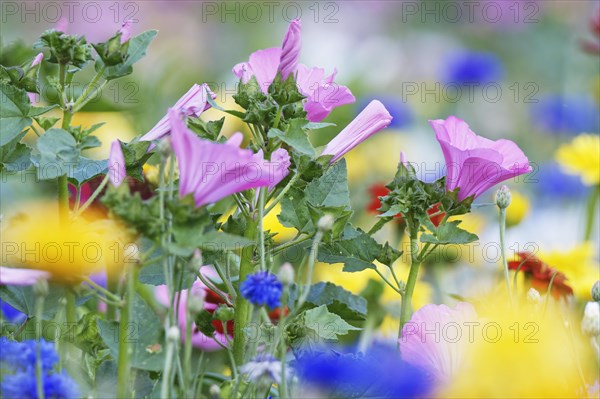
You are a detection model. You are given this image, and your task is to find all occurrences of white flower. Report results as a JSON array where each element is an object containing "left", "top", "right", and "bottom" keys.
[{"left": 239, "top": 355, "right": 283, "bottom": 384}]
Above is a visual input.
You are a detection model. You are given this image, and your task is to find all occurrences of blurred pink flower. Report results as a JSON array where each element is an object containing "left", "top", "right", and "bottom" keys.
[
  {"left": 140, "top": 83, "right": 216, "bottom": 141},
  {"left": 0, "top": 266, "right": 50, "bottom": 286},
  {"left": 321, "top": 100, "right": 392, "bottom": 163},
  {"left": 232, "top": 19, "right": 355, "bottom": 122},
  {"left": 31, "top": 52, "right": 44, "bottom": 67},
  {"left": 430, "top": 116, "right": 531, "bottom": 201},
  {"left": 108, "top": 140, "right": 126, "bottom": 187},
  {"left": 169, "top": 109, "right": 290, "bottom": 207},
  {"left": 155, "top": 266, "right": 229, "bottom": 351},
  {"left": 400, "top": 302, "right": 478, "bottom": 384},
  {"left": 119, "top": 20, "right": 133, "bottom": 44}
]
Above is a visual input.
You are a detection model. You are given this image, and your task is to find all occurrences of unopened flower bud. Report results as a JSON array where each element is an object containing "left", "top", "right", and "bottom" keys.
[
  {"left": 157, "top": 137, "right": 172, "bottom": 157},
  {"left": 167, "top": 326, "right": 180, "bottom": 342},
  {"left": 214, "top": 305, "right": 235, "bottom": 321},
  {"left": 188, "top": 250, "right": 203, "bottom": 272},
  {"left": 495, "top": 185, "right": 511, "bottom": 209},
  {"left": 187, "top": 289, "right": 206, "bottom": 315},
  {"left": 581, "top": 302, "right": 600, "bottom": 337},
  {"left": 278, "top": 262, "right": 294, "bottom": 285},
  {"left": 33, "top": 279, "right": 49, "bottom": 297},
  {"left": 317, "top": 214, "right": 335, "bottom": 232},
  {"left": 592, "top": 281, "right": 600, "bottom": 302},
  {"left": 209, "top": 384, "right": 221, "bottom": 398},
  {"left": 527, "top": 288, "right": 541, "bottom": 304}
]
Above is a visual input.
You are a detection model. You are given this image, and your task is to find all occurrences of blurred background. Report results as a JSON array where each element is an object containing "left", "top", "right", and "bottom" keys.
[{"left": 2, "top": 0, "right": 599, "bottom": 325}]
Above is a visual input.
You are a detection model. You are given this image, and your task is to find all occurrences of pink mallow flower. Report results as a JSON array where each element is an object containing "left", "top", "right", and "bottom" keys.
[
  {"left": 232, "top": 19, "right": 355, "bottom": 122},
  {"left": 400, "top": 302, "right": 478, "bottom": 384},
  {"left": 169, "top": 109, "right": 290, "bottom": 207},
  {"left": 430, "top": 116, "right": 531, "bottom": 201},
  {"left": 155, "top": 266, "right": 229, "bottom": 351},
  {"left": 0, "top": 266, "right": 50, "bottom": 286},
  {"left": 140, "top": 83, "right": 216, "bottom": 142},
  {"left": 321, "top": 100, "right": 393, "bottom": 163},
  {"left": 119, "top": 19, "right": 133, "bottom": 44},
  {"left": 108, "top": 140, "right": 126, "bottom": 187}
]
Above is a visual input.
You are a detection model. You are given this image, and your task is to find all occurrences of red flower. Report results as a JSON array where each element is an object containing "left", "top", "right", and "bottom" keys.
[
  {"left": 581, "top": 8, "right": 600, "bottom": 54},
  {"left": 366, "top": 184, "right": 445, "bottom": 227},
  {"left": 508, "top": 252, "right": 573, "bottom": 299}
]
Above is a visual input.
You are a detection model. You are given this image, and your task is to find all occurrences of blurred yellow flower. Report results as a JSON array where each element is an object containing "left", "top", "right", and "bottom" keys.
[
  {"left": 441, "top": 294, "right": 597, "bottom": 398},
  {"left": 0, "top": 202, "right": 133, "bottom": 284},
  {"left": 265, "top": 203, "right": 297, "bottom": 242},
  {"left": 505, "top": 190, "right": 530, "bottom": 227},
  {"left": 538, "top": 243, "right": 600, "bottom": 300},
  {"left": 344, "top": 132, "right": 405, "bottom": 184},
  {"left": 142, "top": 161, "right": 178, "bottom": 187},
  {"left": 72, "top": 112, "right": 136, "bottom": 159},
  {"left": 555, "top": 134, "right": 600, "bottom": 185}
]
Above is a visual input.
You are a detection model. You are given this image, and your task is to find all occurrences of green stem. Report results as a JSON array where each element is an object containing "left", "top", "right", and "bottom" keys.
[
  {"left": 499, "top": 208, "right": 513, "bottom": 305},
  {"left": 116, "top": 264, "right": 137, "bottom": 399},
  {"left": 273, "top": 105, "right": 283, "bottom": 130},
  {"left": 297, "top": 231, "right": 323, "bottom": 311},
  {"left": 72, "top": 67, "right": 105, "bottom": 112},
  {"left": 584, "top": 185, "right": 600, "bottom": 242},
  {"left": 233, "top": 216, "right": 258, "bottom": 365},
  {"left": 73, "top": 174, "right": 109, "bottom": 217},
  {"left": 265, "top": 172, "right": 300, "bottom": 215},
  {"left": 34, "top": 292, "right": 46, "bottom": 399},
  {"left": 399, "top": 228, "right": 420, "bottom": 334},
  {"left": 259, "top": 188, "right": 267, "bottom": 270}
]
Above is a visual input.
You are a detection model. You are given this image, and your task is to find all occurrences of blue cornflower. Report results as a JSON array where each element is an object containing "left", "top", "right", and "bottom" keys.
[
  {"left": 295, "top": 344, "right": 432, "bottom": 398},
  {"left": 531, "top": 95, "right": 599, "bottom": 135},
  {"left": 0, "top": 300, "right": 26, "bottom": 323},
  {"left": 1, "top": 370, "right": 79, "bottom": 399},
  {"left": 358, "top": 96, "right": 413, "bottom": 129},
  {"left": 536, "top": 162, "right": 589, "bottom": 199},
  {"left": 0, "top": 339, "right": 59, "bottom": 371},
  {"left": 443, "top": 51, "right": 504, "bottom": 85},
  {"left": 240, "top": 271, "right": 282, "bottom": 309}
]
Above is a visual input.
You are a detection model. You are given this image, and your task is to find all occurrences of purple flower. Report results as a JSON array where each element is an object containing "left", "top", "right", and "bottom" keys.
[
  {"left": 140, "top": 83, "right": 216, "bottom": 141},
  {"left": 119, "top": 19, "right": 133, "bottom": 44},
  {"left": 108, "top": 140, "right": 126, "bottom": 187},
  {"left": 400, "top": 303, "right": 478, "bottom": 384},
  {"left": 443, "top": 51, "right": 504, "bottom": 86},
  {"left": 430, "top": 116, "right": 531, "bottom": 201},
  {"left": 232, "top": 19, "right": 355, "bottom": 122},
  {"left": 240, "top": 271, "right": 282, "bottom": 309},
  {"left": 31, "top": 52, "right": 44, "bottom": 67},
  {"left": 279, "top": 19, "right": 301, "bottom": 80},
  {"left": 0, "top": 266, "right": 49, "bottom": 286},
  {"left": 321, "top": 100, "right": 393, "bottom": 163},
  {"left": 169, "top": 109, "right": 290, "bottom": 207}
]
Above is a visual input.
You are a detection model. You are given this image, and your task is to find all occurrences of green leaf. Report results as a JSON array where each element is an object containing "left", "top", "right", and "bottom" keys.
[
  {"left": 278, "top": 186, "right": 315, "bottom": 234},
  {"left": 267, "top": 118, "right": 315, "bottom": 156},
  {"left": 28, "top": 104, "right": 58, "bottom": 117},
  {"left": 318, "top": 226, "right": 402, "bottom": 272},
  {"left": 420, "top": 221, "right": 479, "bottom": 245},
  {"left": 34, "top": 116, "right": 60, "bottom": 130},
  {"left": 101, "top": 30, "right": 158, "bottom": 80},
  {"left": 0, "top": 131, "right": 31, "bottom": 172},
  {"left": 97, "top": 294, "right": 164, "bottom": 371},
  {"left": 306, "top": 159, "right": 350, "bottom": 208},
  {"left": 121, "top": 140, "right": 153, "bottom": 181},
  {"left": 289, "top": 282, "right": 367, "bottom": 321},
  {"left": 0, "top": 83, "right": 32, "bottom": 146},
  {"left": 32, "top": 128, "right": 80, "bottom": 180},
  {"left": 305, "top": 122, "right": 336, "bottom": 130},
  {"left": 68, "top": 157, "right": 107, "bottom": 185},
  {"left": 0, "top": 284, "right": 90, "bottom": 320},
  {"left": 78, "top": 135, "right": 102, "bottom": 151},
  {"left": 193, "top": 310, "right": 216, "bottom": 337},
  {"left": 304, "top": 305, "right": 360, "bottom": 341}
]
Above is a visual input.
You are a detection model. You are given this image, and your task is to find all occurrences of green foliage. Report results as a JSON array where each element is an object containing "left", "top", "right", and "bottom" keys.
[
  {"left": 0, "top": 131, "right": 31, "bottom": 172},
  {"left": 0, "top": 83, "right": 32, "bottom": 146},
  {"left": 97, "top": 30, "right": 158, "bottom": 80},
  {"left": 288, "top": 282, "right": 367, "bottom": 321},
  {"left": 420, "top": 220, "right": 479, "bottom": 245},
  {"left": 302, "top": 305, "right": 360, "bottom": 341},
  {"left": 0, "top": 284, "right": 90, "bottom": 320},
  {"left": 36, "top": 30, "right": 93, "bottom": 68},
  {"left": 269, "top": 73, "right": 306, "bottom": 105},
  {"left": 92, "top": 32, "right": 129, "bottom": 67},
  {"left": 267, "top": 118, "right": 315, "bottom": 156}
]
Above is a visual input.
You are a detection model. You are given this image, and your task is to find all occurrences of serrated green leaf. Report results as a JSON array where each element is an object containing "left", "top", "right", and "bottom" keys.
[
  {"left": 306, "top": 159, "right": 350, "bottom": 208},
  {"left": 304, "top": 305, "right": 360, "bottom": 341},
  {"left": 32, "top": 128, "right": 80, "bottom": 180},
  {"left": 0, "top": 83, "right": 32, "bottom": 146},
  {"left": 68, "top": 157, "right": 107, "bottom": 185},
  {"left": 101, "top": 30, "right": 158, "bottom": 80},
  {"left": 420, "top": 220, "right": 479, "bottom": 245},
  {"left": 289, "top": 282, "right": 367, "bottom": 320},
  {"left": 0, "top": 284, "right": 90, "bottom": 320},
  {"left": 267, "top": 118, "right": 315, "bottom": 156},
  {"left": 0, "top": 131, "right": 31, "bottom": 172},
  {"left": 278, "top": 187, "right": 315, "bottom": 234}
]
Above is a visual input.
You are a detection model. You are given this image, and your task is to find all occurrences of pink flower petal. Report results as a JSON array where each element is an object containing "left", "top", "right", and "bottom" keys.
[{"left": 0, "top": 266, "right": 50, "bottom": 286}]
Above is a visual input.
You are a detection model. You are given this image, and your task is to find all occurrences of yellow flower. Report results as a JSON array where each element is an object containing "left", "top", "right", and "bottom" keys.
[
  {"left": 538, "top": 243, "right": 600, "bottom": 300},
  {"left": 264, "top": 203, "right": 297, "bottom": 242},
  {"left": 344, "top": 132, "right": 406, "bottom": 184},
  {"left": 441, "top": 294, "right": 597, "bottom": 398},
  {"left": 505, "top": 190, "right": 530, "bottom": 227},
  {"left": 555, "top": 134, "right": 600, "bottom": 185},
  {"left": 0, "top": 202, "right": 133, "bottom": 284}
]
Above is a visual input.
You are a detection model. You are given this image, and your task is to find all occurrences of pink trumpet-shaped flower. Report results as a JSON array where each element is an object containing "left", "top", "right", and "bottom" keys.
[
  {"left": 31, "top": 52, "right": 44, "bottom": 67},
  {"left": 400, "top": 302, "right": 478, "bottom": 384},
  {"left": 279, "top": 19, "right": 302, "bottom": 80},
  {"left": 321, "top": 100, "right": 393, "bottom": 163},
  {"left": 0, "top": 266, "right": 50, "bottom": 286},
  {"left": 430, "top": 116, "right": 532, "bottom": 201},
  {"left": 169, "top": 109, "right": 290, "bottom": 207},
  {"left": 140, "top": 83, "right": 216, "bottom": 142},
  {"left": 232, "top": 19, "right": 355, "bottom": 122},
  {"left": 108, "top": 140, "right": 126, "bottom": 187},
  {"left": 119, "top": 19, "right": 133, "bottom": 43}
]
